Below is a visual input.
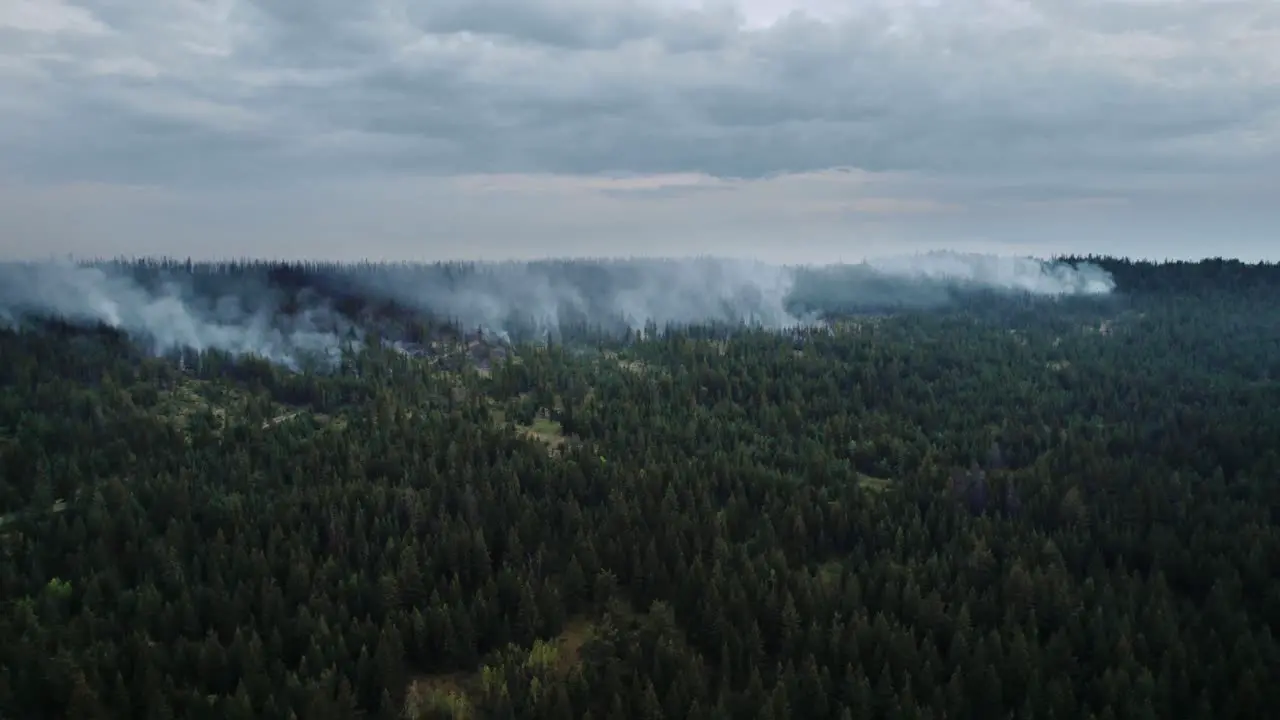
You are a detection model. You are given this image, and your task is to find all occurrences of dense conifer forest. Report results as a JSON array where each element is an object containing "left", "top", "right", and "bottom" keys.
[{"left": 1, "top": 256, "right": 1278, "bottom": 719}]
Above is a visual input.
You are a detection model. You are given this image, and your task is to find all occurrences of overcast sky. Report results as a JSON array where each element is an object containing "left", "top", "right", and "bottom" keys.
[{"left": 1, "top": 0, "right": 1277, "bottom": 263}]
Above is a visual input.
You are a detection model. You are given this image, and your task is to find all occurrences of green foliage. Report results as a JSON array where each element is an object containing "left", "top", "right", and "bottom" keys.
[
  {"left": 406, "top": 686, "right": 472, "bottom": 720},
  {"left": 0, "top": 257, "right": 1278, "bottom": 719},
  {"left": 44, "top": 577, "right": 72, "bottom": 601},
  {"left": 522, "top": 639, "right": 561, "bottom": 673}
]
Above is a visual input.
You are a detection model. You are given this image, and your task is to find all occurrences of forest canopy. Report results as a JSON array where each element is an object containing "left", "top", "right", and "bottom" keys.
[{"left": 0, "top": 256, "right": 1277, "bottom": 719}]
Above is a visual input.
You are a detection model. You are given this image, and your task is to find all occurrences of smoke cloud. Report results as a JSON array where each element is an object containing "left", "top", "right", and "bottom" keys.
[
  {"left": 0, "top": 253, "right": 1114, "bottom": 367},
  {"left": 864, "top": 252, "right": 1117, "bottom": 295},
  {"left": 0, "top": 261, "right": 352, "bottom": 368},
  {"left": 786, "top": 252, "right": 1116, "bottom": 315},
  {"left": 337, "top": 258, "right": 801, "bottom": 341}
]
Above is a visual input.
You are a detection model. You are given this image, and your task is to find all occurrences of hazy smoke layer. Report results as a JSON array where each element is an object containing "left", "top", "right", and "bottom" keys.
[
  {"left": 0, "top": 262, "right": 350, "bottom": 368},
  {"left": 339, "top": 258, "right": 800, "bottom": 340},
  {"left": 0, "top": 254, "right": 1114, "bottom": 366},
  {"left": 865, "top": 252, "right": 1116, "bottom": 295},
  {"left": 787, "top": 252, "right": 1115, "bottom": 313}
]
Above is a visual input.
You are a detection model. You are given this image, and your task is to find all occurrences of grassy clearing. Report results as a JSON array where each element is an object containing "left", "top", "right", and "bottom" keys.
[
  {"left": 618, "top": 359, "right": 649, "bottom": 374},
  {"left": 261, "top": 412, "right": 301, "bottom": 430},
  {"left": 815, "top": 560, "right": 845, "bottom": 590},
  {"left": 553, "top": 617, "right": 595, "bottom": 675},
  {"left": 404, "top": 617, "right": 595, "bottom": 719},
  {"left": 152, "top": 380, "right": 236, "bottom": 429},
  {"left": 519, "top": 417, "right": 566, "bottom": 454},
  {"left": 857, "top": 474, "right": 894, "bottom": 493},
  {"left": 600, "top": 351, "right": 660, "bottom": 377},
  {"left": 487, "top": 402, "right": 570, "bottom": 455},
  {"left": 150, "top": 379, "right": 337, "bottom": 437},
  {"left": 525, "top": 417, "right": 563, "bottom": 439},
  {"left": 404, "top": 672, "right": 475, "bottom": 719},
  {"left": 260, "top": 411, "right": 346, "bottom": 433}
]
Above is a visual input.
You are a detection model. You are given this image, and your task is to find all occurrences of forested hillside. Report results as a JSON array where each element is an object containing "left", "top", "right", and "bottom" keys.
[{"left": 1, "top": 258, "right": 1277, "bottom": 719}]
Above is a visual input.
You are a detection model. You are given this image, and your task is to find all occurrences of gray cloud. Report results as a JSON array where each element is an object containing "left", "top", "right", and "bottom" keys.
[
  {"left": 1, "top": 0, "right": 1278, "bottom": 263},
  {"left": 2, "top": 0, "right": 1278, "bottom": 186}
]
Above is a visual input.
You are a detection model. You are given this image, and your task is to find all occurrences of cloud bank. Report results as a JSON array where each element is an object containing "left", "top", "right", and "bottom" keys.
[
  {"left": 1, "top": 1, "right": 1277, "bottom": 261},
  {"left": 2, "top": 0, "right": 1277, "bottom": 185}
]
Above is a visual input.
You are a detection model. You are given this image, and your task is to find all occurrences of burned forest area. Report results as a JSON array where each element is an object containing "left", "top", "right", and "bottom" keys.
[{"left": 1, "top": 256, "right": 1278, "bottom": 720}]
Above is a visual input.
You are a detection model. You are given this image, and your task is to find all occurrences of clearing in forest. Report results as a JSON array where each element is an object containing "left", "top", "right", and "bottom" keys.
[
  {"left": 857, "top": 474, "right": 893, "bottom": 493},
  {"left": 152, "top": 379, "right": 237, "bottom": 428},
  {"left": 522, "top": 416, "right": 564, "bottom": 446},
  {"left": 489, "top": 401, "right": 566, "bottom": 450},
  {"left": 151, "top": 378, "right": 322, "bottom": 435},
  {"left": 404, "top": 617, "right": 595, "bottom": 719}
]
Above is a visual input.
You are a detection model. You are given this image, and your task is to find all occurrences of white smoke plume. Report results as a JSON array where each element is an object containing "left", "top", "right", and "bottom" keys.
[
  {"left": 0, "top": 261, "right": 350, "bottom": 368},
  {"left": 863, "top": 251, "right": 1116, "bottom": 295},
  {"left": 348, "top": 257, "right": 802, "bottom": 339},
  {"left": 0, "top": 253, "right": 1115, "bottom": 367}
]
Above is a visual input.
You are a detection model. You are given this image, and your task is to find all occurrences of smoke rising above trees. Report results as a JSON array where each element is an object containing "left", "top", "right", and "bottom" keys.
[{"left": 0, "top": 253, "right": 1115, "bottom": 367}]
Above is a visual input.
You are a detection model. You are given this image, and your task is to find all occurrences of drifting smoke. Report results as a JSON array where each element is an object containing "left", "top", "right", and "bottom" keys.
[
  {"left": 0, "top": 253, "right": 1114, "bottom": 367},
  {"left": 787, "top": 252, "right": 1116, "bottom": 314},
  {"left": 0, "top": 261, "right": 352, "bottom": 368},
  {"left": 337, "top": 257, "right": 801, "bottom": 341},
  {"left": 865, "top": 252, "right": 1116, "bottom": 295}
]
